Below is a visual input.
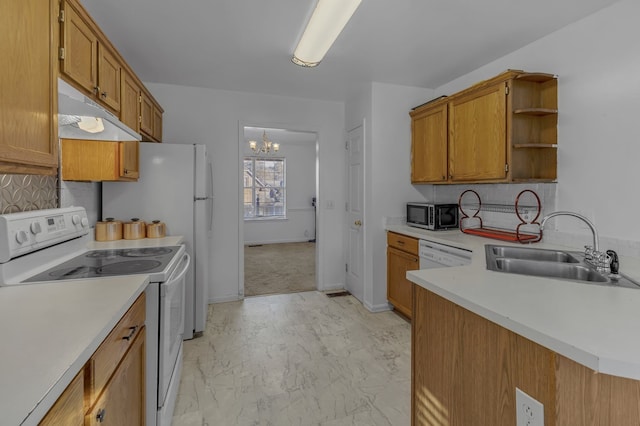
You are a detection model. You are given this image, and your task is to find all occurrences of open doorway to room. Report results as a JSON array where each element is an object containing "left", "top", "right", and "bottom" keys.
[{"left": 240, "top": 126, "right": 318, "bottom": 297}]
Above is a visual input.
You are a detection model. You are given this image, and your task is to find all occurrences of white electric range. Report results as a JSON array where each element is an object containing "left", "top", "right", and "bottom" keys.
[{"left": 0, "top": 207, "right": 188, "bottom": 426}]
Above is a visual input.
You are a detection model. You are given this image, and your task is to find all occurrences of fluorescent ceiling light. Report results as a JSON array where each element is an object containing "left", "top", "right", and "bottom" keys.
[{"left": 292, "top": 0, "right": 362, "bottom": 67}]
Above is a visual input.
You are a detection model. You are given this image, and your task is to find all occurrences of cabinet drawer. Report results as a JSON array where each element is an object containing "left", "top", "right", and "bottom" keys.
[
  {"left": 88, "top": 293, "right": 145, "bottom": 404},
  {"left": 387, "top": 232, "right": 419, "bottom": 255}
]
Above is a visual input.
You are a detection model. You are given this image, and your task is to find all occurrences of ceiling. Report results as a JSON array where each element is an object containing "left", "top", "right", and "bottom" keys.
[{"left": 80, "top": 0, "right": 619, "bottom": 102}]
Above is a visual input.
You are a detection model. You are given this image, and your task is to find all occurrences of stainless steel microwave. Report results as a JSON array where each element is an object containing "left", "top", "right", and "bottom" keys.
[{"left": 406, "top": 203, "right": 459, "bottom": 230}]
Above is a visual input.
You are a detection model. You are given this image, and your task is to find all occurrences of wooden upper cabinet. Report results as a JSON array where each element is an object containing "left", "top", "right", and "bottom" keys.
[
  {"left": 140, "top": 92, "right": 154, "bottom": 136},
  {"left": 410, "top": 100, "right": 448, "bottom": 183},
  {"left": 409, "top": 70, "right": 557, "bottom": 184},
  {"left": 0, "top": 0, "right": 58, "bottom": 175},
  {"left": 61, "top": 139, "right": 139, "bottom": 181},
  {"left": 96, "top": 44, "right": 121, "bottom": 113},
  {"left": 120, "top": 72, "right": 141, "bottom": 132},
  {"left": 140, "top": 91, "right": 163, "bottom": 142},
  {"left": 448, "top": 82, "right": 507, "bottom": 182},
  {"left": 60, "top": 0, "right": 98, "bottom": 95}
]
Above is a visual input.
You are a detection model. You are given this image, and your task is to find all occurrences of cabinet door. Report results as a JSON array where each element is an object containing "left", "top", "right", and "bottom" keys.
[
  {"left": 86, "top": 329, "right": 145, "bottom": 426},
  {"left": 448, "top": 82, "right": 507, "bottom": 182},
  {"left": 387, "top": 246, "right": 418, "bottom": 318},
  {"left": 0, "top": 0, "right": 57, "bottom": 174},
  {"left": 411, "top": 103, "right": 448, "bottom": 183},
  {"left": 120, "top": 141, "right": 139, "bottom": 180},
  {"left": 120, "top": 72, "right": 141, "bottom": 133},
  {"left": 97, "top": 44, "right": 121, "bottom": 113},
  {"left": 60, "top": 0, "right": 98, "bottom": 94},
  {"left": 39, "top": 369, "right": 84, "bottom": 426},
  {"left": 140, "top": 92, "right": 154, "bottom": 136},
  {"left": 61, "top": 139, "right": 138, "bottom": 181},
  {"left": 153, "top": 106, "right": 163, "bottom": 142}
]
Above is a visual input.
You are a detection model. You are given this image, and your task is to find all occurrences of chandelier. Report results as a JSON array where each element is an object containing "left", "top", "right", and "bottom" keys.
[{"left": 249, "top": 130, "right": 280, "bottom": 155}]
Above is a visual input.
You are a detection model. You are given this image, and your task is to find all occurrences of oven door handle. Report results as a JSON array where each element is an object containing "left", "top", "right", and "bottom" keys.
[{"left": 167, "top": 253, "right": 191, "bottom": 285}]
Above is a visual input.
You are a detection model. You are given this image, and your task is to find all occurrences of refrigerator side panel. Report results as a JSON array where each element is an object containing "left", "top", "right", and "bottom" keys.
[{"left": 102, "top": 142, "right": 197, "bottom": 339}]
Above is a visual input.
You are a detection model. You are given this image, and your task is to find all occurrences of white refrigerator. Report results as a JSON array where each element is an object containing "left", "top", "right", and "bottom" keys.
[{"left": 103, "top": 143, "right": 213, "bottom": 339}]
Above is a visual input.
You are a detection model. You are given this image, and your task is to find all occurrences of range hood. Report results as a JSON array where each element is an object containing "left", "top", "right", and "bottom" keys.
[{"left": 58, "top": 79, "right": 141, "bottom": 141}]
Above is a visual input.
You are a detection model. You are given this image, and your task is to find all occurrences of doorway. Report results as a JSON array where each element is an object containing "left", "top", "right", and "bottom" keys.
[{"left": 240, "top": 125, "right": 318, "bottom": 297}]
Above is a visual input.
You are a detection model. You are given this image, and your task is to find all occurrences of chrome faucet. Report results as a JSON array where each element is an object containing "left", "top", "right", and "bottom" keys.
[
  {"left": 540, "top": 211, "right": 610, "bottom": 272},
  {"left": 540, "top": 211, "right": 599, "bottom": 253}
]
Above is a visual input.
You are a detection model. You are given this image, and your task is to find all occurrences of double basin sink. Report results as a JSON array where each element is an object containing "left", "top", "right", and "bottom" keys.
[{"left": 485, "top": 245, "right": 640, "bottom": 289}]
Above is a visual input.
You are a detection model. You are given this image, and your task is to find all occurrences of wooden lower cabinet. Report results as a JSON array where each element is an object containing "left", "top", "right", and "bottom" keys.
[
  {"left": 387, "top": 232, "right": 419, "bottom": 319},
  {"left": 39, "top": 370, "right": 84, "bottom": 426},
  {"left": 39, "top": 294, "right": 146, "bottom": 425},
  {"left": 86, "top": 329, "right": 145, "bottom": 426},
  {"left": 412, "top": 285, "right": 640, "bottom": 426}
]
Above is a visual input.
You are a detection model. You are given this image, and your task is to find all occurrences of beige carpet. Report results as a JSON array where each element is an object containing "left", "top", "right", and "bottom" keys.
[{"left": 244, "top": 242, "right": 316, "bottom": 296}]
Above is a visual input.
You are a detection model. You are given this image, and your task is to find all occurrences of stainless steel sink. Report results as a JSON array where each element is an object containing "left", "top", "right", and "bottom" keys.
[
  {"left": 489, "top": 246, "right": 580, "bottom": 263},
  {"left": 485, "top": 244, "right": 640, "bottom": 288},
  {"left": 493, "top": 258, "right": 608, "bottom": 282}
]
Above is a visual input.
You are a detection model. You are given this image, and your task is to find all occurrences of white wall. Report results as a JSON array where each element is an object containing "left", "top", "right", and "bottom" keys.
[
  {"left": 345, "top": 82, "right": 434, "bottom": 311},
  {"left": 243, "top": 138, "right": 317, "bottom": 245},
  {"left": 146, "top": 83, "right": 345, "bottom": 302},
  {"left": 434, "top": 0, "right": 640, "bottom": 254}
]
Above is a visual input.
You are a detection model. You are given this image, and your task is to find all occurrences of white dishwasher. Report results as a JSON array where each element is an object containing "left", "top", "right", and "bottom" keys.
[{"left": 419, "top": 239, "right": 472, "bottom": 269}]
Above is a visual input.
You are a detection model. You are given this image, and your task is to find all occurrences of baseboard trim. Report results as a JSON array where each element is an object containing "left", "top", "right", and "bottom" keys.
[
  {"left": 318, "top": 283, "right": 345, "bottom": 292},
  {"left": 244, "top": 239, "right": 314, "bottom": 246},
  {"left": 364, "top": 301, "right": 393, "bottom": 313},
  {"left": 210, "top": 294, "right": 242, "bottom": 303}
]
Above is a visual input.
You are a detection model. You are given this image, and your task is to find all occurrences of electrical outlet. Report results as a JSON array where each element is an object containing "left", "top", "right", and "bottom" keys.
[{"left": 516, "top": 388, "right": 544, "bottom": 426}]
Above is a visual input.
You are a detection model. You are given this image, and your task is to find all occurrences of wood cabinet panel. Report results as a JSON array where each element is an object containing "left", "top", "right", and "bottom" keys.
[
  {"left": 387, "top": 247, "right": 417, "bottom": 318},
  {"left": 387, "top": 231, "right": 419, "bottom": 319},
  {"left": 86, "top": 328, "right": 146, "bottom": 426},
  {"left": 412, "top": 286, "right": 556, "bottom": 426},
  {"left": 387, "top": 231, "right": 419, "bottom": 255},
  {"left": 153, "top": 107, "right": 163, "bottom": 142},
  {"left": 411, "top": 101, "right": 448, "bottom": 183},
  {"left": 88, "top": 293, "right": 145, "bottom": 405},
  {"left": 39, "top": 369, "right": 84, "bottom": 426},
  {"left": 409, "top": 71, "right": 557, "bottom": 184},
  {"left": 556, "top": 354, "right": 640, "bottom": 425},
  {"left": 97, "top": 44, "right": 121, "bottom": 112},
  {"left": 60, "top": 0, "right": 98, "bottom": 95},
  {"left": 448, "top": 82, "right": 507, "bottom": 182},
  {"left": 120, "top": 72, "right": 141, "bottom": 132},
  {"left": 140, "top": 92, "right": 154, "bottom": 136},
  {"left": 0, "top": 0, "right": 58, "bottom": 174},
  {"left": 61, "top": 139, "right": 139, "bottom": 181}
]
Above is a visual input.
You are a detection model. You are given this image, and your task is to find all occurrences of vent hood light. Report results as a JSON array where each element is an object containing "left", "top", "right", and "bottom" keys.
[
  {"left": 77, "top": 117, "right": 105, "bottom": 133},
  {"left": 292, "top": 0, "right": 362, "bottom": 68}
]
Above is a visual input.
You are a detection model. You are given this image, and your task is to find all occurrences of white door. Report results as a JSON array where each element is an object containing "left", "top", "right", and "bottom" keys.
[{"left": 346, "top": 125, "right": 364, "bottom": 302}]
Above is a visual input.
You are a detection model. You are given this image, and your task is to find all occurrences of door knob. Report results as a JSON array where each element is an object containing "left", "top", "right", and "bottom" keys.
[{"left": 354, "top": 220, "right": 362, "bottom": 226}]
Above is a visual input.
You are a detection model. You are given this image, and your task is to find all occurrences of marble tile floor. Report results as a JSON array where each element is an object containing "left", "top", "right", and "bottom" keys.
[{"left": 172, "top": 291, "right": 411, "bottom": 426}]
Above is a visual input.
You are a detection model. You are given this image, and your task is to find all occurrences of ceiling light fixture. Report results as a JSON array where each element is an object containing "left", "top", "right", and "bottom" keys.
[
  {"left": 291, "top": 0, "right": 362, "bottom": 68},
  {"left": 249, "top": 131, "right": 280, "bottom": 155}
]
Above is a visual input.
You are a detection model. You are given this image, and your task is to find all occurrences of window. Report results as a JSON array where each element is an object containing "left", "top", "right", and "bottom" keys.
[{"left": 244, "top": 157, "right": 286, "bottom": 219}]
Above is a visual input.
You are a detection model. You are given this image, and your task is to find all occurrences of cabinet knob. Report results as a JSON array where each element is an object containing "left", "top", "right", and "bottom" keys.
[
  {"left": 442, "top": 175, "right": 446, "bottom": 180},
  {"left": 101, "top": 91, "right": 108, "bottom": 98},
  {"left": 93, "top": 86, "right": 100, "bottom": 95},
  {"left": 123, "top": 169, "right": 129, "bottom": 175},
  {"left": 96, "top": 408, "right": 106, "bottom": 423}
]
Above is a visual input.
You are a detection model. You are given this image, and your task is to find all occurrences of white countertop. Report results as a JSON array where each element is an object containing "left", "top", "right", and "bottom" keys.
[
  {"left": 0, "top": 276, "right": 149, "bottom": 425},
  {"left": 87, "top": 235, "right": 184, "bottom": 249},
  {"left": 0, "top": 236, "right": 184, "bottom": 425},
  {"left": 388, "top": 225, "right": 640, "bottom": 381}
]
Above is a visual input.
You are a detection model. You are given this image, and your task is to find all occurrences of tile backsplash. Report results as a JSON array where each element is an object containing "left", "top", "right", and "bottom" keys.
[{"left": 0, "top": 174, "right": 58, "bottom": 213}]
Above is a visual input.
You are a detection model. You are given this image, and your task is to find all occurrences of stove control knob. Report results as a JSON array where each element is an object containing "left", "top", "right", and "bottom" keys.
[
  {"left": 15, "top": 230, "right": 28, "bottom": 245},
  {"left": 30, "top": 222, "right": 42, "bottom": 235},
  {"left": 81, "top": 217, "right": 89, "bottom": 228}
]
